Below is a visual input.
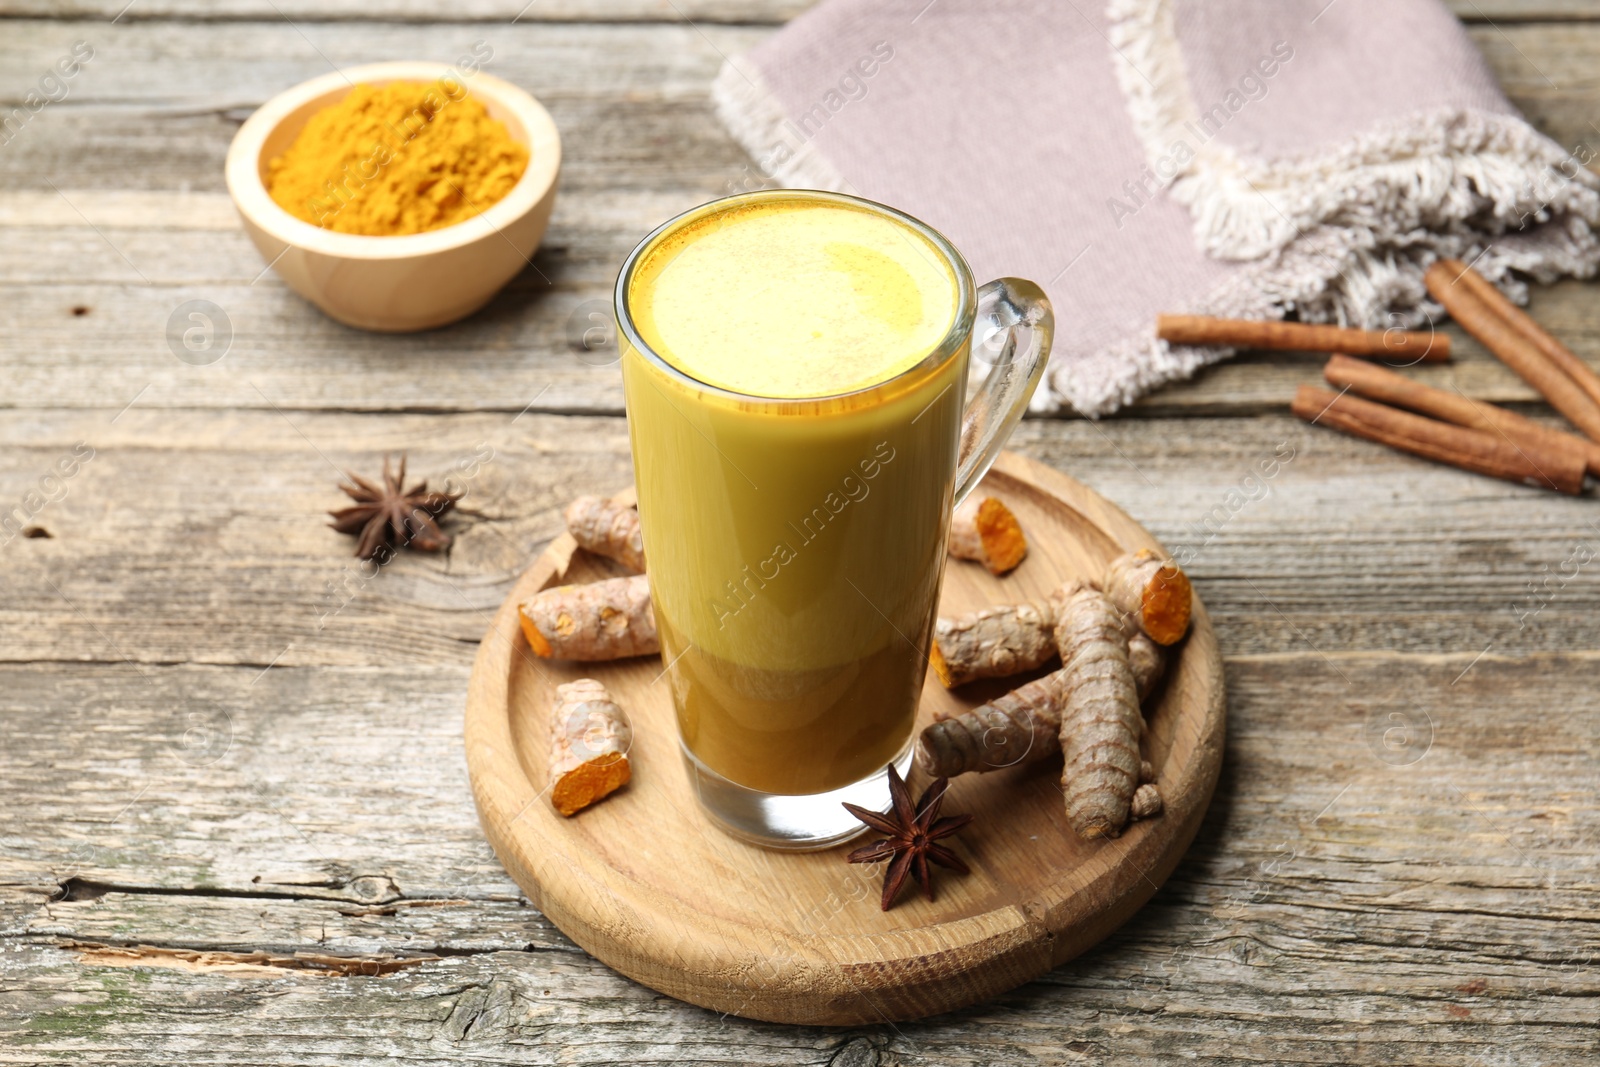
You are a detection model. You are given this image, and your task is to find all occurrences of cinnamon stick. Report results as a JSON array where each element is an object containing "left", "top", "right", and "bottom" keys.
[
  {"left": 1444, "top": 260, "right": 1600, "bottom": 414},
  {"left": 1158, "top": 314, "right": 1450, "bottom": 361},
  {"left": 1424, "top": 260, "right": 1600, "bottom": 443},
  {"left": 1322, "top": 354, "right": 1600, "bottom": 477},
  {"left": 1291, "top": 384, "right": 1585, "bottom": 494}
]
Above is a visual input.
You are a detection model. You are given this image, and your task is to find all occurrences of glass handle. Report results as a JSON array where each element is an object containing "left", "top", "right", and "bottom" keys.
[{"left": 953, "top": 278, "right": 1053, "bottom": 507}]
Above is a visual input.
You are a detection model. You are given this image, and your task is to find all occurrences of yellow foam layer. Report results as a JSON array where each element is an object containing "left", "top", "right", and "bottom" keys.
[{"left": 629, "top": 199, "right": 959, "bottom": 399}]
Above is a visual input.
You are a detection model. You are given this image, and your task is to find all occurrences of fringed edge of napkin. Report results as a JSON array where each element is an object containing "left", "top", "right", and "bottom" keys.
[
  {"left": 1064, "top": 0, "right": 1600, "bottom": 416},
  {"left": 712, "top": 62, "right": 851, "bottom": 194},
  {"left": 1059, "top": 214, "right": 1600, "bottom": 415}
]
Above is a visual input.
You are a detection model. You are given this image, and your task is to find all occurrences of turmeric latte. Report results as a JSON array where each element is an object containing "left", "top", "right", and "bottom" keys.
[
  {"left": 628, "top": 198, "right": 960, "bottom": 398},
  {"left": 266, "top": 80, "right": 528, "bottom": 236},
  {"left": 621, "top": 195, "right": 970, "bottom": 795}
]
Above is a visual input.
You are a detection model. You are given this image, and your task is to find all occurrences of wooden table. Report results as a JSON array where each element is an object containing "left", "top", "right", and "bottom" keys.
[{"left": 2, "top": 2, "right": 1596, "bottom": 1062}]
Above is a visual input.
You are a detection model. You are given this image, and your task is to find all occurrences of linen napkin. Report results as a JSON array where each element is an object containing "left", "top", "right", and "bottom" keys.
[{"left": 712, "top": 0, "right": 1600, "bottom": 415}]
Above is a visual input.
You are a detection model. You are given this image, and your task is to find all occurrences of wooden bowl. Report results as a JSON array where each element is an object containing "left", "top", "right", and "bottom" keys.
[{"left": 225, "top": 61, "right": 560, "bottom": 332}]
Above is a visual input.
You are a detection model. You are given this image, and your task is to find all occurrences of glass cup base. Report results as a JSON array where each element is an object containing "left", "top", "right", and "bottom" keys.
[{"left": 681, "top": 740, "right": 916, "bottom": 851}]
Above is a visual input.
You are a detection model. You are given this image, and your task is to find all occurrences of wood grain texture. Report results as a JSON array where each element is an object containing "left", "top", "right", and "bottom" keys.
[
  {"left": 3, "top": 651, "right": 1596, "bottom": 1060},
  {"left": 2, "top": 251, "right": 1596, "bottom": 416},
  {"left": 0, "top": 0, "right": 1590, "bottom": 22},
  {"left": 3, "top": 0, "right": 1600, "bottom": 1059},
  {"left": 3, "top": 409, "right": 1599, "bottom": 674},
  {"left": 1449, "top": 0, "right": 1600, "bottom": 16},
  {"left": 0, "top": 0, "right": 807, "bottom": 21},
  {"left": 3, "top": 21, "right": 1600, "bottom": 416},
  {"left": 464, "top": 454, "right": 1226, "bottom": 1024}
]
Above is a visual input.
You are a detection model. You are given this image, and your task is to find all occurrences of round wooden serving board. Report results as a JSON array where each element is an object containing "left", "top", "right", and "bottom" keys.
[{"left": 465, "top": 451, "right": 1225, "bottom": 1025}]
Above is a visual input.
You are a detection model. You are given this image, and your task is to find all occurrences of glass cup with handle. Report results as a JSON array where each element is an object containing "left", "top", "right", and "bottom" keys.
[{"left": 615, "top": 189, "right": 1052, "bottom": 849}]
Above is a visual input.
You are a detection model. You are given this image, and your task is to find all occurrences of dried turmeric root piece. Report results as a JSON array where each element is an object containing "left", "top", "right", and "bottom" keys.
[
  {"left": 917, "top": 668, "right": 1069, "bottom": 776},
  {"left": 930, "top": 601, "right": 1055, "bottom": 688},
  {"left": 1052, "top": 581, "right": 1143, "bottom": 839},
  {"left": 564, "top": 495, "right": 645, "bottom": 573},
  {"left": 948, "top": 495, "right": 1028, "bottom": 575},
  {"left": 519, "top": 573, "right": 659, "bottom": 660},
  {"left": 1130, "top": 782, "right": 1162, "bottom": 821},
  {"left": 1104, "top": 549, "right": 1192, "bottom": 646},
  {"left": 929, "top": 587, "right": 1171, "bottom": 693},
  {"left": 549, "top": 678, "right": 632, "bottom": 816},
  {"left": 918, "top": 631, "right": 1164, "bottom": 778},
  {"left": 1127, "top": 631, "right": 1166, "bottom": 702}
]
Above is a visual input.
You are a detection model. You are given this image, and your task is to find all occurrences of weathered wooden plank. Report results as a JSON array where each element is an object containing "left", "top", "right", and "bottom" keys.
[
  {"left": 5, "top": 21, "right": 1598, "bottom": 188},
  {"left": 2, "top": 411, "right": 1599, "bottom": 671},
  {"left": 4, "top": 20, "right": 1600, "bottom": 418},
  {"left": 0, "top": 411, "right": 630, "bottom": 667},
  {"left": 14, "top": 891, "right": 572, "bottom": 958},
  {"left": 0, "top": 3, "right": 1594, "bottom": 1060},
  {"left": 0, "top": 187, "right": 1595, "bottom": 418},
  {"left": 0, "top": 20, "right": 760, "bottom": 109},
  {"left": 0, "top": 186, "right": 1593, "bottom": 418},
  {"left": 1, "top": 21, "right": 1595, "bottom": 150},
  {"left": 5, "top": 247, "right": 1596, "bottom": 417},
  {"left": 0, "top": 0, "right": 806, "bottom": 22},
  {"left": 1017, "top": 412, "right": 1600, "bottom": 656},
  {"left": 0, "top": 22, "right": 764, "bottom": 196},
  {"left": 0, "top": 187, "right": 682, "bottom": 419},
  {"left": 0, "top": 286, "right": 1592, "bottom": 419},
  {"left": 6, "top": 409, "right": 1600, "bottom": 662},
  {"left": 3, "top": 929, "right": 1592, "bottom": 1065},
  {"left": 1468, "top": 23, "right": 1600, "bottom": 147},
  {"left": 0, "top": 0, "right": 1592, "bottom": 25},
  {"left": 1451, "top": 0, "right": 1600, "bottom": 18},
  {"left": 0, "top": 663, "right": 504, "bottom": 899},
  {"left": 1, "top": 653, "right": 1595, "bottom": 1059}
]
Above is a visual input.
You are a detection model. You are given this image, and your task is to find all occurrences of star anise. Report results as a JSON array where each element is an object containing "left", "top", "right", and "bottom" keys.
[
  {"left": 328, "top": 454, "right": 462, "bottom": 561},
  {"left": 843, "top": 764, "right": 973, "bottom": 910}
]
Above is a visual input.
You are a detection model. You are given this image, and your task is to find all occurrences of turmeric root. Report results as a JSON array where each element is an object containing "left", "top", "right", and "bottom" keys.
[
  {"left": 1104, "top": 549, "right": 1192, "bottom": 646},
  {"left": 948, "top": 495, "right": 1028, "bottom": 575},
  {"left": 931, "top": 552, "right": 1185, "bottom": 688},
  {"left": 1130, "top": 782, "right": 1162, "bottom": 820},
  {"left": 549, "top": 678, "right": 632, "bottom": 816},
  {"left": 917, "top": 630, "right": 1165, "bottom": 778},
  {"left": 930, "top": 601, "right": 1055, "bottom": 688},
  {"left": 1052, "top": 581, "right": 1143, "bottom": 839},
  {"left": 917, "top": 668, "right": 1069, "bottom": 776},
  {"left": 1127, "top": 631, "right": 1166, "bottom": 702},
  {"left": 519, "top": 573, "right": 659, "bottom": 660},
  {"left": 564, "top": 495, "right": 645, "bottom": 573}
]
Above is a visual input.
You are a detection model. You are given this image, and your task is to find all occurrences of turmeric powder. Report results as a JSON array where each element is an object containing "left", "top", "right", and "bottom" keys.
[{"left": 266, "top": 80, "right": 529, "bottom": 236}]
